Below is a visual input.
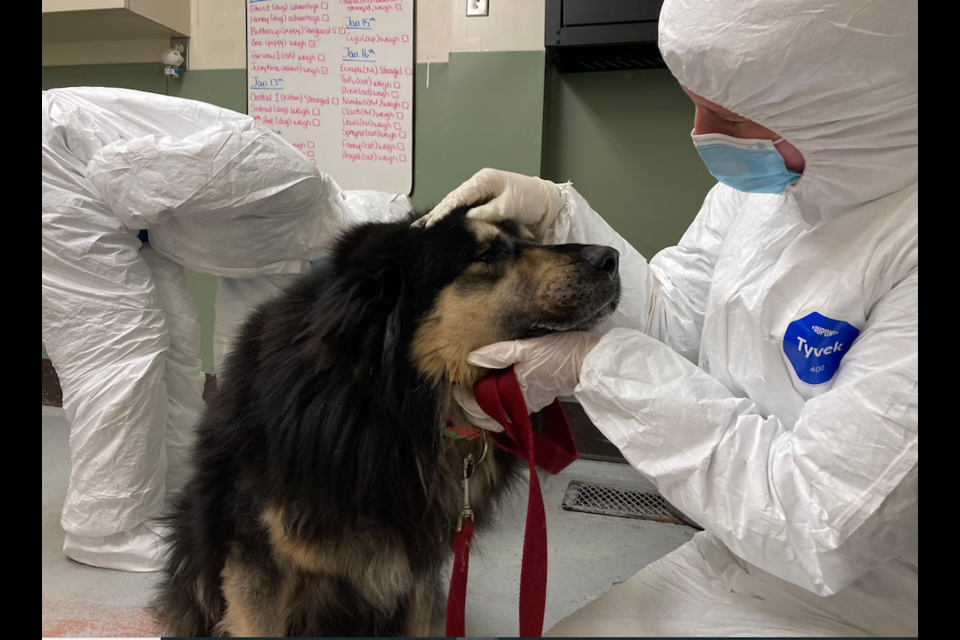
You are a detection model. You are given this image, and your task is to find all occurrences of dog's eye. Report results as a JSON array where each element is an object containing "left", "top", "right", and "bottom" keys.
[{"left": 476, "top": 242, "right": 511, "bottom": 263}]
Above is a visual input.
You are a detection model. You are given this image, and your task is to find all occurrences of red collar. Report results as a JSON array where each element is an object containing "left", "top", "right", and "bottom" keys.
[{"left": 442, "top": 416, "right": 483, "bottom": 440}]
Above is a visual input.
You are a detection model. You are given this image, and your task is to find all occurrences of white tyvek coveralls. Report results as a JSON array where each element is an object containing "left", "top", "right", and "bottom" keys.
[
  {"left": 42, "top": 87, "right": 409, "bottom": 569},
  {"left": 546, "top": 0, "right": 917, "bottom": 635}
]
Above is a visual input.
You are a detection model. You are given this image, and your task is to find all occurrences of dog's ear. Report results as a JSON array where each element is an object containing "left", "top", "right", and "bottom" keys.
[
  {"left": 305, "top": 222, "right": 413, "bottom": 382},
  {"left": 332, "top": 222, "right": 411, "bottom": 314},
  {"left": 331, "top": 221, "right": 409, "bottom": 269}
]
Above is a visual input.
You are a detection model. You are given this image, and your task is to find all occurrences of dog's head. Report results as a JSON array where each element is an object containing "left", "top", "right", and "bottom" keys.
[
  {"left": 407, "top": 212, "right": 620, "bottom": 386},
  {"left": 320, "top": 206, "right": 620, "bottom": 389}
]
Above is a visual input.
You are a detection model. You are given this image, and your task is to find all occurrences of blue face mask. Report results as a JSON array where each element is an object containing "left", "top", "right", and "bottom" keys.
[{"left": 691, "top": 132, "right": 801, "bottom": 194}]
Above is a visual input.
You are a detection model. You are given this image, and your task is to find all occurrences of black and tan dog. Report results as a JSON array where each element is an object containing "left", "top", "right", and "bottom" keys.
[{"left": 153, "top": 206, "right": 620, "bottom": 636}]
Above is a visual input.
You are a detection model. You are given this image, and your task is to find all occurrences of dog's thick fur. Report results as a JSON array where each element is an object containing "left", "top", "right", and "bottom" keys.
[{"left": 153, "top": 208, "right": 620, "bottom": 636}]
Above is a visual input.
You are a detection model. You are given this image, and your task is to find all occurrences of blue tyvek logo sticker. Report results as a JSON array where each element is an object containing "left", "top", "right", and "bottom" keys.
[{"left": 783, "top": 312, "right": 860, "bottom": 385}]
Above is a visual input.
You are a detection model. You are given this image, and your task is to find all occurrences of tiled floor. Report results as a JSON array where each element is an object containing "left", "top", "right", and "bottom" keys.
[{"left": 42, "top": 405, "right": 695, "bottom": 637}]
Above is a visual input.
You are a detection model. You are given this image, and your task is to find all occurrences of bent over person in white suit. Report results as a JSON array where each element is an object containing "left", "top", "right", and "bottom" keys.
[{"left": 42, "top": 87, "right": 409, "bottom": 571}]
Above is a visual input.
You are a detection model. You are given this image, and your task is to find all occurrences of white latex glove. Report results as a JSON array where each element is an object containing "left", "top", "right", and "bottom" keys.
[
  {"left": 452, "top": 331, "right": 601, "bottom": 431},
  {"left": 417, "top": 168, "right": 562, "bottom": 236}
]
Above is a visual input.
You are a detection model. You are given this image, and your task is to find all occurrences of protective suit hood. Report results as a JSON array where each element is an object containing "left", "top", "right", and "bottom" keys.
[{"left": 659, "top": 0, "right": 918, "bottom": 207}]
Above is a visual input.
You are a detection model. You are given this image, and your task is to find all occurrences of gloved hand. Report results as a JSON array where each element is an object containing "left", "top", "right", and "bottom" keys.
[
  {"left": 417, "top": 168, "right": 563, "bottom": 237},
  {"left": 452, "top": 331, "right": 601, "bottom": 431}
]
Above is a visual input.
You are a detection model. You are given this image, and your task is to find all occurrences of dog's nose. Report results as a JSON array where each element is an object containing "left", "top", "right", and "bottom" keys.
[{"left": 581, "top": 245, "right": 619, "bottom": 275}]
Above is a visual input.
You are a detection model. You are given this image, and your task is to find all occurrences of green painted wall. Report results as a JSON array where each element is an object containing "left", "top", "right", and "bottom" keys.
[
  {"left": 410, "top": 52, "right": 547, "bottom": 211},
  {"left": 42, "top": 55, "right": 717, "bottom": 372},
  {"left": 543, "top": 67, "right": 716, "bottom": 258}
]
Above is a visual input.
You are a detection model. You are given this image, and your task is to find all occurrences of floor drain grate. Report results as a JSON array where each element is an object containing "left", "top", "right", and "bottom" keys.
[{"left": 561, "top": 481, "right": 685, "bottom": 524}]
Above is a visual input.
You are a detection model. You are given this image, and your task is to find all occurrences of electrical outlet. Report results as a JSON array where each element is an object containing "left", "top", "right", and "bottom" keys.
[
  {"left": 171, "top": 37, "right": 190, "bottom": 71},
  {"left": 467, "top": 0, "right": 488, "bottom": 17}
]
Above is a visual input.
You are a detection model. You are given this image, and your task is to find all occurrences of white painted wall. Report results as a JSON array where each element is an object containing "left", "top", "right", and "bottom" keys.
[
  {"left": 43, "top": 38, "right": 172, "bottom": 67},
  {"left": 189, "top": 0, "right": 246, "bottom": 69},
  {"left": 42, "top": 0, "right": 545, "bottom": 68},
  {"left": 450, "top": 0, "right": 544, "bottom": 54},
  {"left": 417, "top": 0, "right": 454, "bottom": 63},
  {"left": 418, "top": 0, "right": 544, "bottom": 62}
]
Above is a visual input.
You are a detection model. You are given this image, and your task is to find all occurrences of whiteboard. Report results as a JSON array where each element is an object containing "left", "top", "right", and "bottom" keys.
[{"left": 246, "top": 0, "right": 414, "bottom": 194}]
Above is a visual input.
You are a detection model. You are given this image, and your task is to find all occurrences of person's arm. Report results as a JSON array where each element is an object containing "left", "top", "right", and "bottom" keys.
[
  {"left": 85, "top": 120, "right": 331, "bottom": 229},
  {"left": 575, "top": 269, "right": 919, "bottom": 595}
]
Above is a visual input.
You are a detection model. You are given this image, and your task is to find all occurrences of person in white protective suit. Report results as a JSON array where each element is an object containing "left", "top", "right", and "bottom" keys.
[
  {"left": 424, "top": 0, "right": 918, "bottom": 635},
  {"left": 42, "top": 87, "right": 410, "bottom": 571}
]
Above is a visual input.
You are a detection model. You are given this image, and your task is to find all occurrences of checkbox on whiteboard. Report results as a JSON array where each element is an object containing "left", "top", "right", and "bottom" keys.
[
  {"left": 396, "top": 112, "right": 403, "bottom": 120},
  {"left": 402, "top": 35, "right": 409, "bottom": 43},
  {"left": 308, "top": 141, "right": 315, "bottom": 148},
  {"left": 311, "top": 159, "right": 317, "bottom": 164},
  {"left": 399, "top": 154, "right": 406, "bottom": 162},
  {"left": 318, "top": 54, "right": 325, "bottom": 61},
  {"left": 339, "top": 27, "right": 346, "bottom": 34},
  {"left": 322, "top": 67, "right": 328, "bottom": 75},
  {"left": 332, "top": 98, "right": 339, "bottom": 105},
  {"left": 322, "top": 14, "right": 329, "bottom": 21},
  {"left": 404, "top": 68, "right": 413, "bottom": 75},
  {"left": 307, "top": 151, "right": 315, "bottom": 157},
  {"left": 313, "top": 119, "right": 321, "bottom": 126},
  {"left": 394, "top": 81, "right": 401, "bottom": 88},
  {"left": 402, "top": 101, "right": 409, "bottom": 109},
  {"left": 397, "top": 142, "right": 405, "bottom": 150},
  {"left": 391, "top": 91, "right": 399, "bottom": 98},
  {"left": 399, "top": 131, "right": 407, "bottom": 139},
  {"left": 312, "top": 108, "right": 321, "bottom": 115},
  {"left": 396, "top": 3, "right": 402, "bottom": 9},
  {"left": 321, "top": 2, "right": 328, "bottom": 8},
  {"left": 394, "top": 122, "right": 401, "bottom": 130}
]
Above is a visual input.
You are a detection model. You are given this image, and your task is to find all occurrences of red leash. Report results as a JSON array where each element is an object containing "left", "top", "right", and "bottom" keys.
[{"left": 446, "top": 367, "right": 578, "bottom": 637}]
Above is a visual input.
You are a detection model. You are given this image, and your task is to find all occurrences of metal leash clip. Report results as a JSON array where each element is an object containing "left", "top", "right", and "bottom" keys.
[
  {"left": 457, "top": 453, "right": 476, "bottom": 533},
  {"left": 456, "top": 431, "right": 488, "bottom": 532}
]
